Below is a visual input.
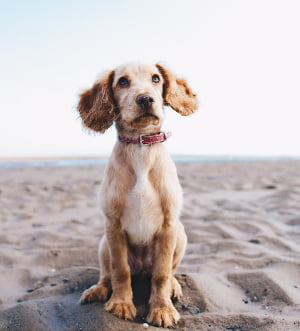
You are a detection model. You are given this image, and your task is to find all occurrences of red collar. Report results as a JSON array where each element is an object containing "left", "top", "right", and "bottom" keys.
[{"left": 118, "top": 131, "right": 172, "bottom": 146}]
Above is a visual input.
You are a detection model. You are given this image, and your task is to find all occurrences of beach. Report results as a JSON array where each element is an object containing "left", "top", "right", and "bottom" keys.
[{"left": 0, "top": 160, "right": 300, "bottom": 330}]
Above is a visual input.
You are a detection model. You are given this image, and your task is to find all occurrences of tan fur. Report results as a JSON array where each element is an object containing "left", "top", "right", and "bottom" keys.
[
  {"left": 156, "top": 64, "right": 199, "bottom": 115},
  {"left": 78, "top": 70, "right": 118, "bottom": 133},
  {"left": 78, "top": 62, "right": 198, "bottom": 327}
]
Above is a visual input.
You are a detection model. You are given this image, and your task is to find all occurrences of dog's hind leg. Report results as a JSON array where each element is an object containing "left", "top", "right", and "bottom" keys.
[
  {"left": 171, "top": 221, "right": 187, "bottom": 300},
  {"left": 81, "top": 236, "right": 112, "bottom": 303}
]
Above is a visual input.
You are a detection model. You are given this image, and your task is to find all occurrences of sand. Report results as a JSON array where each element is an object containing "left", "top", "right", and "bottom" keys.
[{"left": 0, "top": 161, "right": 300, "bottom": 330}]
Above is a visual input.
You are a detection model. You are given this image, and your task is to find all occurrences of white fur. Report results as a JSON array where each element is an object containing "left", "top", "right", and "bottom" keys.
[{"left": 121, "top": 147, "right": 164, "bottom": 245}]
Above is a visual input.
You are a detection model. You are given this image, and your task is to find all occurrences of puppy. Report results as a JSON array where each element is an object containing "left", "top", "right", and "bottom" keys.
[{"left": 78, "top": 62, "right": 198, "bottom": 327}]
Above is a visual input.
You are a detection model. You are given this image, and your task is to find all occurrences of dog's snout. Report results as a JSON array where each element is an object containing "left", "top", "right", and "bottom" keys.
[{"left": 136, "top": 94, "right": 154, "bottom": 109}]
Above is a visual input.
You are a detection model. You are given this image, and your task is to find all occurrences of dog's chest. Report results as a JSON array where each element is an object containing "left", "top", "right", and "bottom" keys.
[{"left": 121, "top": 164, "right": 163, "bottom": 245}]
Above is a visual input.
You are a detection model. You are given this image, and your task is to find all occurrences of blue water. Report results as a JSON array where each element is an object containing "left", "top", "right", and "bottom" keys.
[{"left": 0, "top": 155, "right": 299, "bottom": 168}]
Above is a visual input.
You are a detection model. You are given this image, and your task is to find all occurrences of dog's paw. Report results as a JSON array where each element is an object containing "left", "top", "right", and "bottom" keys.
[
  {"left": 105, "top": 299, "right": 136, "bottom": 320},
  {"left": 171, "top": 276, "right": 183, "bottom": 301},
  {"left": 80, "top": 283, "right": 110, "bottom": 304},
  {"left": 147, "top": 306, "right": 180, "bottom": 328}
]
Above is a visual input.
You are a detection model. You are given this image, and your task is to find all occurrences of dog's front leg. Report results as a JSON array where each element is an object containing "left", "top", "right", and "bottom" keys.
[
  {"left": 105, "top": 221, "right": 136, "bottom": 320},
  {"left": 147, "top": 223, "right": 180, "bottom": 328}
]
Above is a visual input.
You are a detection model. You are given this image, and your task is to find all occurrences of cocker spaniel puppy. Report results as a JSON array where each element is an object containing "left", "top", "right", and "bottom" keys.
[{"left": 78, "top": 62, "right": 198, "bottom": 327}]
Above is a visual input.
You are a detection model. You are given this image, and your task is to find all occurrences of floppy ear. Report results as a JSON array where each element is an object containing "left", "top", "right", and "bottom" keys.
[
  {"left": 77, "top": 70, "right": 118, "bottom": 133},
  {"left": 156, "top": 64, "right": 198, "bottom": 116}
]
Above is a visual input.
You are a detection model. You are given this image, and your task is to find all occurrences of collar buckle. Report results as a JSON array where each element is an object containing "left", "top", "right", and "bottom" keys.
[{"left": 139, "top": 134, "right": 148, "bottom": 146}]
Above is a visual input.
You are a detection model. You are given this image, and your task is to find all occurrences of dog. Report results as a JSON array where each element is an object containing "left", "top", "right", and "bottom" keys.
[{"left": 78, "top": 62, "right": 198, "bottom": 327}]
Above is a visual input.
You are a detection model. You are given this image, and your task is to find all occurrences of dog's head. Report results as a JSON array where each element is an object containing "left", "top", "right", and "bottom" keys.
[{"left": 78, "top": 62, "right": 198, "bottom": 135}]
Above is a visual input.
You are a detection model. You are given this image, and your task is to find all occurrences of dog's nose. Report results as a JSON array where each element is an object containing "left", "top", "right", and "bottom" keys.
[{"left": 136, "top": 94, "right": 154, "bottom": 109}]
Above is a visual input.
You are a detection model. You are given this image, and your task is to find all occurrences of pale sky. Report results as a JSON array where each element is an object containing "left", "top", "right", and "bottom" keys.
[{"left": 1, "top": 0, "right": 300, "bottom": 157}]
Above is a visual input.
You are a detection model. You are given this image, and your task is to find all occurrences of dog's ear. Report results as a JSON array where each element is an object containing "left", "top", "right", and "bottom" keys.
[
  {"left": 78, "top": 70, "right": 118, "bottom": 133},
  {"left": 156, "top": 64, "right": 198, "bottom": 116}
]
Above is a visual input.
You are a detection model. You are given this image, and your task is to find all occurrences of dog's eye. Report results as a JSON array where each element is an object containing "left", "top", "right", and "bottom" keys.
[
  {"left": 152, "top": 75, "right": 160, "bottom": 84},
  {"left": 118, "top": 77, "right": 129, "bottom": 87}
]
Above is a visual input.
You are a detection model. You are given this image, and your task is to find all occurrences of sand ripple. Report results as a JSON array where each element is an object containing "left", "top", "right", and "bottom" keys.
[{"left": 1, "top": 161, "right": 300, "bottom": 330}]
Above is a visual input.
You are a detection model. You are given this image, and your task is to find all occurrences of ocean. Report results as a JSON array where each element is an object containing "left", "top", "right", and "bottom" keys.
[{"left": 0, "top": 155, "right": 299, "bottom": 168}]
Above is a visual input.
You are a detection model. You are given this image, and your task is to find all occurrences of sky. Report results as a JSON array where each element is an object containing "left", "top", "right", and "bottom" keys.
[{"left": 1, "top": 0, "right": 300, "bottom": 157}]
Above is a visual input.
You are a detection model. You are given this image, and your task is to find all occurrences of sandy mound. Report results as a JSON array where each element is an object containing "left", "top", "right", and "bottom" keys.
[{"left": 0, "top": 161, "right": 300, "bottom": 330}]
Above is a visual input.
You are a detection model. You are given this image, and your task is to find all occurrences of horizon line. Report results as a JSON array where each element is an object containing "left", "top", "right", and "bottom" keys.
[{"left": 1, "top": 154, "right": 300, "bottom": 168}]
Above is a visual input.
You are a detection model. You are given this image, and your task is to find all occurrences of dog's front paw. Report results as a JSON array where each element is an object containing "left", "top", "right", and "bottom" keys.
[
  {"left": 147, "top": 306, "right": 180, "bottom": 328},
  {"left": 105, "top": 299, "right": 136, "bottom": 320},
  {"left": 80, "top": 283, "right": 111, "bottom": 304}
]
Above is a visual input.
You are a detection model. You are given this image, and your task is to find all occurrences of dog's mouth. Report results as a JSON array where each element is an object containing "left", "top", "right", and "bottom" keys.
[
  {"left": 131, "top": 113, "right": 160, "bottom": 128},
  {"left": 140, "top": 113, "right": 159, "bottom": 119}
]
